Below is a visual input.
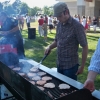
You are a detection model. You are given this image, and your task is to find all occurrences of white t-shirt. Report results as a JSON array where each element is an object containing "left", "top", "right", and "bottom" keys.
[
  {"left": 26, "top": 16, "right": 31, "bottom": 23},
  {"left": 48, "top": 17, "right": 52, "bottom": 25},
  {"left": 81, "top": 18, "right": 86, "bottom": 27}
]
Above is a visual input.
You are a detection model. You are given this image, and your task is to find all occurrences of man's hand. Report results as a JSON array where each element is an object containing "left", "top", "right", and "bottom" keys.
[
  {"left": 44, "top": 46, "right": 51, "bottom": 55},
  {"left": 83, "top": 79, "right": 95, "bottom": 92},
  {"left": 76, "top": 66, "right": 84, "bottom": 75}
]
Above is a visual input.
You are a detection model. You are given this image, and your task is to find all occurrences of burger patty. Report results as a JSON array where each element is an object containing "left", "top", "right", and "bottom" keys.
[
  {"left": 42, "top": 76, "right": 52, "bottom": 81},
  {"left": 44, "top": 83, "right": 55, "bottom": 88},
  {"left": 32, "top": 76, "right": 41, "bottom": 81},
  {"left": 12, "top": 67, "right": 21, "bottom": 71},
  {"left": 37, "top": 72, "right": 46, "bottom": 76},
  {"left": 27, "top": 72, "right": 36, "bottom": 77},
  {"left": 36, "top": 80, "right": 46, "bottom": 85},
  {"left": 58, "top": 83, "right": 70, "bottom": 89}
]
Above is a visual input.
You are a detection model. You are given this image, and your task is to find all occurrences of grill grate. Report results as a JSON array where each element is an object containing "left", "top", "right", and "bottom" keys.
[
  {"left": 0, "top": 61, "right": 99, "bottom": 100},
  {"left": 11, "top": 61, "right": 78, "bottom": 99}
]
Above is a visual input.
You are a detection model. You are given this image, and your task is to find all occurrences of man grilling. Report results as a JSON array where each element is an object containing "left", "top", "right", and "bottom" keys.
[{"left": 0, "top": 11, "right": 25, "bottom": 66}]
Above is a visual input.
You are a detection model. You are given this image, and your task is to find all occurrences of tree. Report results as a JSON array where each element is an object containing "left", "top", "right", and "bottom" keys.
[
  {"left": 43, "top": 6, "right": 50, "bottom": 15},
  {"left": 30, "top": 7, "right": 41, "bottom": 16},
  {"left": 12, "top": 0, "right": 22, "bottom": 14},
  {"left": 0, "top": 0, "right": 10, "bottom": 10},
  {"left": 5, "top": 5, "right": 15, "bottom": 15},
  {"left": 43, "top": 6, "right": 53, "bottom": 16},
  {"left": 0, "top": 2, "right": 3, "bottom": 11},
  {"left": 20, "top": 2, "right": 29, "bottom": 14}
]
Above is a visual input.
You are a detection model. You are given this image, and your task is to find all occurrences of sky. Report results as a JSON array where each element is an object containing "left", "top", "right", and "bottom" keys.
[{"left": 0, "top": 0, "right": 59, "bottom": 8}]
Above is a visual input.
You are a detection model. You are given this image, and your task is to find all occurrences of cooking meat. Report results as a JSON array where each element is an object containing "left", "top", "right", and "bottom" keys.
[
  {"left": 37, "top": 72, "right": 46, "bottom": 76},
  {"left": 9, "top": 66, "right": 14, "bottom": 69},
  {"left": 44, "top": 83, "right": 55, "bottom": 88},
  {"left": 36, "top": 80, "right": 46, "bottom": 85},
  {"left": 42, "top": 76, "right": 52, "bottom": 81},
  {"left": 59, "top": 83, "right": 70, "bottom": 89},
  {"left": 27, "top": 72, "right": 36, "bottom": 77},
  {"left": 37, "top": 86, "right": 45, "bottom": 91},
  {"left": 12, "top": 67, "right": 21, "bottom": 71},
  {"left": 29, "top": 81, "right": 35, "bottom": 85},
  {"left": 32, "top": 76, "right": 41, "bottom": 81},
  {"left": 18, "top": 73, "right": 25, "bottom": 76},
  {"left": 30, "top": 67, "right": 39, "bottom": 72}
]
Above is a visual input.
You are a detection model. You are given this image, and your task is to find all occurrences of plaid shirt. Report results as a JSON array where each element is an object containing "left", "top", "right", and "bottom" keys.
[{"left": 55, "top": 16, "right": 87, "bottom": 69}]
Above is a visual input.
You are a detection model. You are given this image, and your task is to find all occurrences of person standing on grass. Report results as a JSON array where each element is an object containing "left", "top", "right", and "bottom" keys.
[
  {"left": 44, "top": 2, "right": 88, "bottom": 80},
  {"left": 38, "top": 16, "right": 44, "bottom": 36},
  {"left": 17, "top": 15, "right": 24, "bottom": 32},
  {"left": 48, "top": 15, "right": 53, "bottom": 33},
  {"left": 92, "top": 16, "right": 97, "bottom": 33},
  {"left": 84, "top": 38, "right": 100, "bottom": 92},
  {"left": 87, "top": 16, "right": 91, "bottom": 31},
  {"left": 26, "top": 13, "right": 31, "bottom": 28},
  {"left": 42, "top": 20, "right": 48, "bottom": 42},
  {"left": 44, "top": 15, "right": 48, "bottom": 25}
]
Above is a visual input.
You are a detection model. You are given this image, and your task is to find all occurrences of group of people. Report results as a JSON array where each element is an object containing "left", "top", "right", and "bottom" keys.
[
  {"left": 38, "top": 14, "right": 58, "bottom": 42},
  {"left": 73, "top": 14, "right": 98, "bottom": 33},
  {"left": 44, "top": 2, "right": 100, "bottom": 92}
]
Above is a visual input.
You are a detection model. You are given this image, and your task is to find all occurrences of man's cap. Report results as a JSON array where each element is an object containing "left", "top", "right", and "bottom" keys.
[{"left": 53, "top": 2, "right": 68, "bottom": 17}]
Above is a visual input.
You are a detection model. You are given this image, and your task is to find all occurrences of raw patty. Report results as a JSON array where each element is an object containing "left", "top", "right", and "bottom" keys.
[
  {"left": 29, "top": 81, "right": 35, "bottom": 85},
  {"left": 27, "top": 72, "right": 36, "bottom": 77},
  {"left": 18, "top": 73, "right": 25, "bottom": 76},
  {"left": 32, "top": 76, "right": 41, "bottom": 81},
  {"left": 42, "top": 76, "right": 52, "bottom": 81},
  {"left": 37, "top": 86, "right": 45, "bottom": 91},
  {"left": 59, "top": 83, "right": 70, "bottom": 89},
  {"left": 37, "top": 72, "right": 46, "bottom": 76},
  {"left": 44, "top": 83, "right": 55, "bottom": 88},
  {"left": 36, "top": 80, "right": 46, "bottom": 85},
  {"left": 12, "top": 67, "right": 21, "bottom": 71},
  {"left": 30, "top": 67, "right": 39, "bottom": 72}
]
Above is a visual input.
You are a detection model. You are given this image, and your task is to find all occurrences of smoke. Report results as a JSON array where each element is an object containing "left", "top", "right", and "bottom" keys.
[{"left": 0, "top": 31, "right": 25, "bottom": 66}]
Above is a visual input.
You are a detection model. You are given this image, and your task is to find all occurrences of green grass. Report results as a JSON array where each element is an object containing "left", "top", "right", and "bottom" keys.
[{"left": 22, "top": 21, "right": 100, "bottom": 90}]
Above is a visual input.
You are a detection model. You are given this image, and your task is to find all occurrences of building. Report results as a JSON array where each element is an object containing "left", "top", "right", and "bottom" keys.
[{"left": 56, "top": 0, "right": 100, "bottom": 17}]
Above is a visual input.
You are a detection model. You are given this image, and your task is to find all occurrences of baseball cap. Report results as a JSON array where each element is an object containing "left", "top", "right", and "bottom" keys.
[{"left": 53, "top": 2, "right": 68, "bottom": 17}]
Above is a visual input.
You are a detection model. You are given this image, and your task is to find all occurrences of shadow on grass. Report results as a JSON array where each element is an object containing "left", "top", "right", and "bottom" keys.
[
  {"left": 87, "top": 35, "right": 100, "bottom": 41},
  {"left": 87, "top": 30, "right": 100, "bottom": 33}
]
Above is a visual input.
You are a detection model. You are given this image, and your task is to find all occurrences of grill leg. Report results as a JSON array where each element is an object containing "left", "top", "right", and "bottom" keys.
[
  {"left": 22, "top": 78, "right": 32, "bottom": 100},
  {"left": 0, "top": 85, "right": 1, "bottom": 100}
]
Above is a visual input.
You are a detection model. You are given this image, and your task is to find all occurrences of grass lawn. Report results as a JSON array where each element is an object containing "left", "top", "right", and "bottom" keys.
[{"left": 22, "top": 21, "right": 100, "bottom": 90}]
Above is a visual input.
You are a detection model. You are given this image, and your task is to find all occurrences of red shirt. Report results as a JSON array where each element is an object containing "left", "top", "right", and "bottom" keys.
[{"left": 38, "top": 18, "right": 44, "bottom": 25}]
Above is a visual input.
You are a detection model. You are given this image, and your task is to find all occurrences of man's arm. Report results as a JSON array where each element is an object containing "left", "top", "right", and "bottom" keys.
[
  {"left": 45, "top": 41, "right": 57, "bottom": 55},
  {"left": 83, "top": 71, "right": 98, "bottom": 92},
  {"left": 8, "top": 26, "right": 19, "bottom": 34},
  {"left": 87, "top": 71, "right": 98, "bottom": 81},
  {"left": 76, "top": 45, "right": 88, "bottom": 75},
  {"left": 49, "top": 41, "right": 57, "bottom": 49},
  {"left": 0, "top": 26, "right": 19, "bottom": 35}
]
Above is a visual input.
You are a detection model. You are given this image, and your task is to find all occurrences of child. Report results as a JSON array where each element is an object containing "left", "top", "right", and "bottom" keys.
[{"left": 42, "top": 20, "right": 48, "bottom": 42}]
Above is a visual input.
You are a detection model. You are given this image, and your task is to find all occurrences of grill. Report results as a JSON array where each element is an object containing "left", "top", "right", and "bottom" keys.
[{"left": 0, "top": 59, "right": 100, "bottom": 100}]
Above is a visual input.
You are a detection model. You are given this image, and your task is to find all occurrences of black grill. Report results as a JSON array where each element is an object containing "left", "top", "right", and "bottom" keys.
[{"left": 0, "top": 60, "right": 100, "bottom": 100}]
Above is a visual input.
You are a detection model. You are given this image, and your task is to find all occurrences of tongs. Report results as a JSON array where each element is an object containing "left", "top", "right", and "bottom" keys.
[{"left": 34, "top": 53, "right": 49, "bottom": 69}]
